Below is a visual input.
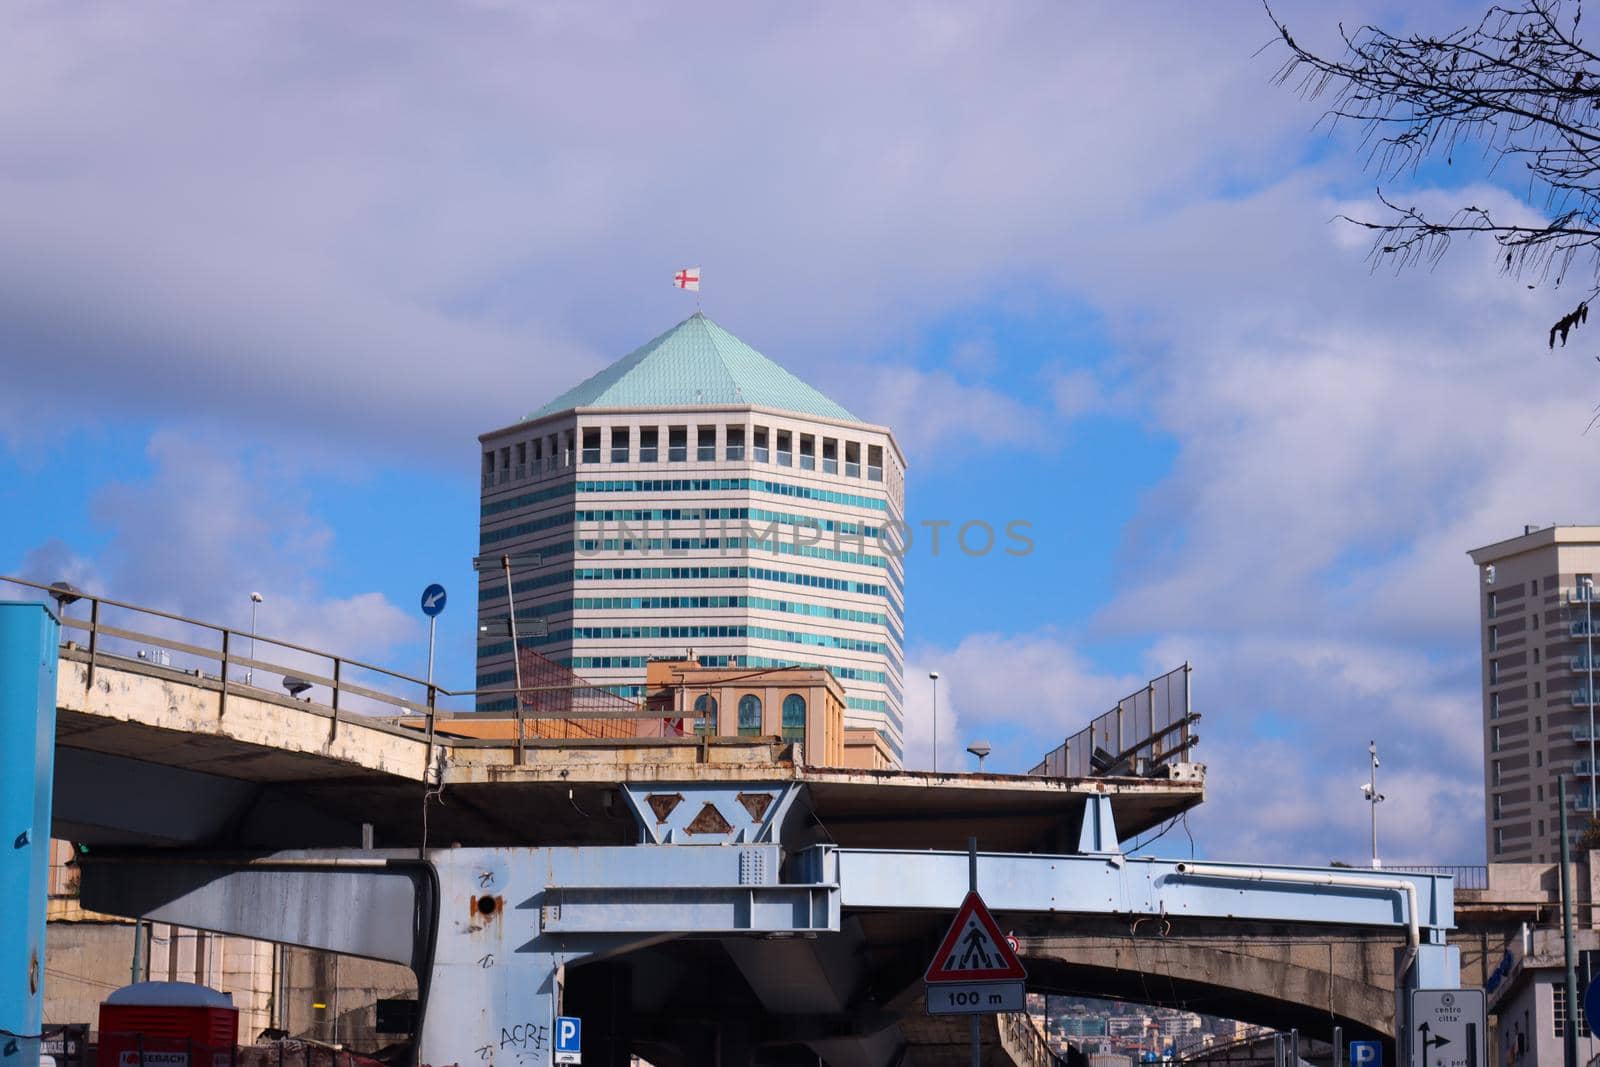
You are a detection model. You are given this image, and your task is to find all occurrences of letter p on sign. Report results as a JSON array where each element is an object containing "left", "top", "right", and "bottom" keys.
[
  {"left": 1350, "top": 1041, "right": 1382, "bottom": 1067},
  {"left": 554, "top": 1017, "right": 581, "bottom": 1064}
]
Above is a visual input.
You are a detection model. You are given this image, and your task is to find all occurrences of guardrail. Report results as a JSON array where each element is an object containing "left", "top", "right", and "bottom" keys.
[
  {"left": 1387, "top": 865, "right": 1489, "bottom": 890},
  {"left": 1029, "top": 664, "right": 1198, "bottom": 778},
  {"left": 2, "top": 573, "right": 674, "bottom": 769}
]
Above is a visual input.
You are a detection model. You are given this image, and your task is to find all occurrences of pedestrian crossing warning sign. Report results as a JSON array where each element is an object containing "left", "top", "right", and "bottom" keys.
[{"left": 924, "top": 891, "right": 1028, "bottom": 983}]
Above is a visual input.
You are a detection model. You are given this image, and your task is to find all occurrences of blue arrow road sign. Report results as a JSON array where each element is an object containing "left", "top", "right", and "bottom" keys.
[
  {"left": 555, "top": 1017, "right": 581, "bottom": 1064},
  {"left": 420, "top": 584, "right": 447, "bottom": 617},
  {"left": 1350, "top": 1041, "right": 1382, "bottom": 1067}
]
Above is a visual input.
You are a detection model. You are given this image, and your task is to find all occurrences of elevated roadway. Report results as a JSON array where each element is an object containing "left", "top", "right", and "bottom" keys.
[{"left": 0, "top": 594, "right": 1467, "bottom": 1067}]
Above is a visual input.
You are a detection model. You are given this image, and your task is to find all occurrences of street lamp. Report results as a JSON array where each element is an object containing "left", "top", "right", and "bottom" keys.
[
  {"left": 247, "top": 592, "right": 263, "bottom": 685},
  {"left": 1361, "top": 740, "right": 1385, "bottom": 868},
  {"left": 473, "top": 552, "right": 543, "bottom": 764},
  {"left": 966, "top": 740, "right": 991, "bottom": 772},
  {"left": 929, "top": 671, "right": 941, "bottom": 773},
  {"left": 1583, "top": 576, "right": 1596, "bottom": 814}
]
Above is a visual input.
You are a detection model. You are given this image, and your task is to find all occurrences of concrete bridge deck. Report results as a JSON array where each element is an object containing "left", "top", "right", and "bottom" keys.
[{"left": 51, "top": 647, "right": 1204, "bottom": 852}]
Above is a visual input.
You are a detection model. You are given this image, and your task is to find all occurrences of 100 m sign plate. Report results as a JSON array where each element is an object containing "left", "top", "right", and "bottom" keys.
[{"left": 926, "top": 981, "right": 1026, "bottom": 1015}]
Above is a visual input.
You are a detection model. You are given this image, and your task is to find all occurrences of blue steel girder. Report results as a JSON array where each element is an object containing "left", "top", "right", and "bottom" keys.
[
  {"left": 817, "top": 847, "right": 1452, "bottom": 936},
  {"left": 71, "top": 817, "right": 1457, "bottom": 1067},
  {"left": 619, "top": 782, "right": 807, "bottom": 845}
]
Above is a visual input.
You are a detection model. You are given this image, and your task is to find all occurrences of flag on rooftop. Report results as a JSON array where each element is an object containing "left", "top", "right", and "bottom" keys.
[{"left": 673, "top": 266, "right": 700, "bottom": 291}]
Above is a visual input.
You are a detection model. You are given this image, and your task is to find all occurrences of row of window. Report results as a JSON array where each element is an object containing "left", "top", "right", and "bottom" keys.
[
  {"left": 481, "top": 506, "right": 881, "bottom": 545},
  {"left": 483, "top": 477, "right": 890, "bottom": 517},
  {"left": 473, "top": 534, "right": 890, "bottom": 570},
  {"left": 509, "top": 594, "right": 893, "bottom": 629},
  {"left": 482, "top": 564, "right": 898, "bottom": 613},
  {"left": 512, "top": 623, "right": 891, "bottom": 658},
  {"left": 689, "top": 692, "right": 808, "bottom": 740},
  {"left": 481, "top": 655, "right": 894, "bottom": 689},
  {"left": 484, "top": 426, "right": 887, "bottom": 486}
]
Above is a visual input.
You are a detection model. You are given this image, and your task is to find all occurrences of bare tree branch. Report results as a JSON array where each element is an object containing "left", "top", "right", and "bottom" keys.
[{"left": 1269, "top": 0, "right": 1600, "bottom": 344}]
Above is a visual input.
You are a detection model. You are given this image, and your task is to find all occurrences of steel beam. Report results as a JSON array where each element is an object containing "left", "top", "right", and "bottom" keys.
[
  {"left": 0, "top": 602, "right": 59, "bottom": 1067},
  {"left": 73, "top": 807, "right": 1460, "bottom": 1067},
  {"left": 78, "top": 855, "right": 433, "bottom": 969},
  {"left": 818, "top": 848, "right": 1453, "bottom": 934}
]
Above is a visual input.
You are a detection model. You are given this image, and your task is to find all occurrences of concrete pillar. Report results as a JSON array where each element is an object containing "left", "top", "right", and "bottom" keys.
[{"left": 0, "top": 602, "right": 60, "bottom": 1067}]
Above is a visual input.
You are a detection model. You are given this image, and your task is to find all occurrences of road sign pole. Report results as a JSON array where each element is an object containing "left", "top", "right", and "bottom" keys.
[
  {"left": 427, "top": 615, "right": 437, "bottom": 687},
  {"left": 969, "top": 837, "right": 979, "bottom": 1067}
]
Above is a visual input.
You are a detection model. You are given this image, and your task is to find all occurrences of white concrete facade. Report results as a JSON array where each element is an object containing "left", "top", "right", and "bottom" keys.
[{"left": 477, "top": 403, "right": 908, "bottom": 760}]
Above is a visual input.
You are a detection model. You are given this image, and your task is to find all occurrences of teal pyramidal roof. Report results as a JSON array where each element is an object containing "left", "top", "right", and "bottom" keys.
[{"left": 530, "top": 312, "right": 858, "bottom": 422}]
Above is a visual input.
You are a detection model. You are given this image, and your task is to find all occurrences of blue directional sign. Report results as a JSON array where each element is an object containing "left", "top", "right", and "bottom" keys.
[
  {"left": 1586, "top": 974, "right": 1600, "bottom": 1038},
  {"left": 1351, "top": 1040, "right": 1382, "bottom": 1067},
  {"left": 554, "top": 1016, "right": 581, "bottom": 1065},
  {"left": 420, "top": 584, "right": 447, "bottom": 617}
]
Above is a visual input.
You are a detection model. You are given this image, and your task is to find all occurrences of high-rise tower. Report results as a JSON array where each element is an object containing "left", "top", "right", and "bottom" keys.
[{"left": 476, "top": 312, "right": 908, "bottom": 761}]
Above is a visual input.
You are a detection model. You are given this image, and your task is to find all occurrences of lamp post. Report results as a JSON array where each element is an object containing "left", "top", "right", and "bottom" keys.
[
  {"left": 929, "top": 671, "right": 941, "bottom": 773},
  {"left": 247, "top": 592, "right": 263, "bottom": 685},
  {"left": 1361, "top": 741, "right": 1385, "bottom": 868},
  {"left": 1584, "top": 577, "right": 1596, "bottom": 815},
  {"left": 473, "top": 552, "right": 542, "bottom": 764}
]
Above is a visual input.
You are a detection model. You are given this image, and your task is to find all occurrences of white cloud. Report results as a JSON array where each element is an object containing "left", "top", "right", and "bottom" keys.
[
  {"left": 0, "top": 1, "right": 1333, "bottom": 458},
  {"left": 12, "top": 430, "right": 417, "bottom": 670}
]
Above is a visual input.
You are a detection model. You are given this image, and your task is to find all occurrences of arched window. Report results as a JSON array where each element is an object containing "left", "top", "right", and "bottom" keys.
[
  {"left": 782, "top": 694, "right": 807, "bottom": 741},
  {"left": 693, "top": 694, "right": 718, "bottom": 736},
  {"left": 738, "top": 694, "right": 762, "bottom": 737}
]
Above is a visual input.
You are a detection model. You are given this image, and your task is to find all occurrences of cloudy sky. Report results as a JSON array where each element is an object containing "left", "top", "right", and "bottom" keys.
[{"left": 1, "top": 0, "right": 1584, "bottom": 865}]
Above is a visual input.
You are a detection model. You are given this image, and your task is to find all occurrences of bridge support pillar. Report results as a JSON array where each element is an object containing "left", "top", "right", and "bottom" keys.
[
  {"left": 0, "top": 602, "right": 60, "bottom": 1067},
  {"left": 1394, "top": 941, "right": 1461, "bottom": 1065}
]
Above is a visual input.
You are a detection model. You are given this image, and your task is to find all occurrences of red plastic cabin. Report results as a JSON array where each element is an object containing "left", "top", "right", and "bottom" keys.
[{"left": 98, "top": 982, "right": 239, "bottom": 1067}]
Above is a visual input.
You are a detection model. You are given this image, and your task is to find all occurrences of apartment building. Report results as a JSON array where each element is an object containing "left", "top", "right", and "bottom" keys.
[{"left": 1469, "top": 525, "right": 1600, "bottom": 861}]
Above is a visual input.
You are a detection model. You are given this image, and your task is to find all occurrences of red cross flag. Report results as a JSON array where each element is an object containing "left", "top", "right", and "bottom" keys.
[{"left": 673, "top": 267, "right": 701, "bottom": 291}]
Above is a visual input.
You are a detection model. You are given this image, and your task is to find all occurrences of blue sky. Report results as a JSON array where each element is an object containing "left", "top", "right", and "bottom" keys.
[{"left": 2, "top": 0, "right": 1588, "bottom": 865}]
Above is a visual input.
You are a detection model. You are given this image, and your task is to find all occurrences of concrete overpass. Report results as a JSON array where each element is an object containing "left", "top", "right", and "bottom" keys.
[{"left": 2, "top": 589, "right": 1467, "bottom": 1067}]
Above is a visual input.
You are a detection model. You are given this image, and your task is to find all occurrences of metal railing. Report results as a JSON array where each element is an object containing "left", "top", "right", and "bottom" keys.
[
  {"left": 2, "top": 573, "right": 689, "bottom": 769},
  {"left": 1029, "top": 664, "right": 1198, "bottom": 778},
  {"left": 1387, "top": 864, "right": 1489, "bottom": 890}
]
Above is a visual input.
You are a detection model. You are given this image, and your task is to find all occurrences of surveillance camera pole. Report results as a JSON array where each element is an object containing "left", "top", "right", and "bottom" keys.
[{"left": 1368, "top": 741, "right": 1381, "bottom": 869}]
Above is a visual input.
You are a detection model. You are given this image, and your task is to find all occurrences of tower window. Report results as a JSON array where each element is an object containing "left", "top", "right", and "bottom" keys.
[
  {"left": 799, "top": 434, "right": 816, "bottom": 470},
  {"left": 845, "top": 441, "right": 861, "bottom": 478},
  {"left": 754, "top": 427, "right": 770, "bottom": 463},
  {"left": 822, "top": 437, "right": 839, "bottom": 474},
  {"left": 639, "top": 427, "right": 659, "bottom": 462},
  {"left": 776, "top": 430, "right": 793, "bottom": 467},
  {"left": 868, "top": 444, "right": 884, "bottom": 482},
  {"left": 726, "top": 425, "right": 746, "bottom": 461},
  {"left": 669, "top": 426, "right": 688, "bottom": 462},
  {"left": 581, "top": 428, "right": 601, "bottom": 464},
  {"left": 697, "top": 425, "right": 716, "bottom": 462},
  {"left": 610, "top": 426, "right": 630, "bottom": 464}
]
